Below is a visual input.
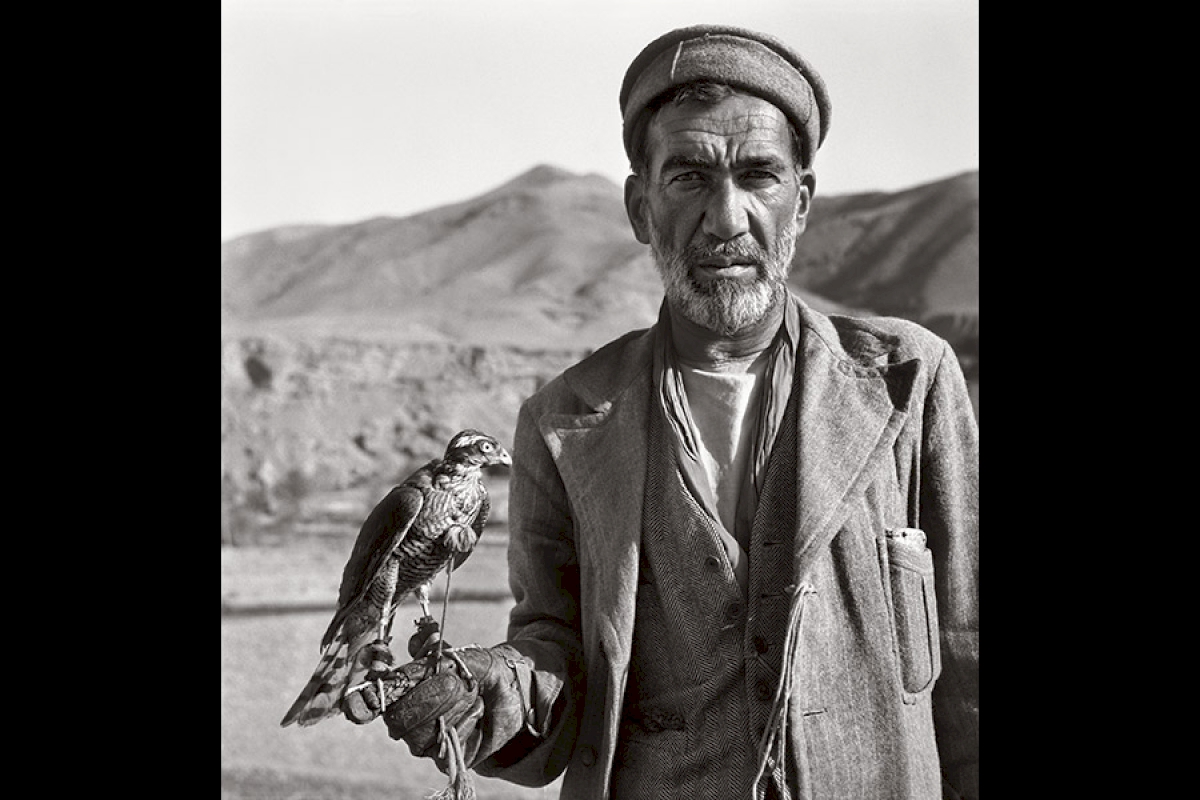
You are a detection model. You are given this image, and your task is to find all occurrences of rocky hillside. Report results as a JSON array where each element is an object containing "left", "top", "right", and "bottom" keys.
[
  {"left": 791, "top": 170, "right": 979, "bottom": 379},
  {"left": 221, "top": 165, "right": 978, "bottom": 543}
]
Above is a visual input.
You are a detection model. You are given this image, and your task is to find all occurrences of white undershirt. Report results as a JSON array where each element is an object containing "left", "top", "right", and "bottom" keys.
[{"left": 679, "top": 350, "right": 769, "bottom": 588}]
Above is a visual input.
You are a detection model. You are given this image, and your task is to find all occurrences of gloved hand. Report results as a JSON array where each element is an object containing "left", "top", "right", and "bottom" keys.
[{"left": 344, "top": 643, "right": 542, "bottom": 773}]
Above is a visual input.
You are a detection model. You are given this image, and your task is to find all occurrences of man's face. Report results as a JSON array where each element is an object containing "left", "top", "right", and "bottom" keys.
[{"left": 626, "top": 93, "right": 812, "bottom": 336}]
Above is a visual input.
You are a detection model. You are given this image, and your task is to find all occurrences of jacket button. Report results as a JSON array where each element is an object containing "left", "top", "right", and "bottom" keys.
[
  {"left": 579, "top": 745, "right": 596, "bottom": 767},
  {"left": 752, "top": 635, "right": 769, "bottom": 654},
  {"left": 724, "top": 601, "right": 744, "bottom": 623},
  {"left": 756, "top": 680, "right": 773, "bottom": 701},
  {"left": 703, "top": 555, "right": 721, "bottom": 572}
]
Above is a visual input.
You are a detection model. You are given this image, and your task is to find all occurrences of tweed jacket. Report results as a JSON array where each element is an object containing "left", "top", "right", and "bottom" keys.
[{"left": 476, "top": 297, "right": 979, "bottom": 799}]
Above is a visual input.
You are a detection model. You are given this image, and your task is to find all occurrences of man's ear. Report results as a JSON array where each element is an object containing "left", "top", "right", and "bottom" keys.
[
  {"left": 624, "top": 175, "right": 651, "bottom": 244},
  {"left": 794, "top": 169, "right": 816, "bottom": 234}
]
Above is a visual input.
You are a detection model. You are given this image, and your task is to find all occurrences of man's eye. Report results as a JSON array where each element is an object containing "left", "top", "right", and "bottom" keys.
[
  {"left": 669, "top": 171, "right": 705, "bottom": 184},
  {"left": 742, "top": 170, "right": 779, "bottom": 185}
]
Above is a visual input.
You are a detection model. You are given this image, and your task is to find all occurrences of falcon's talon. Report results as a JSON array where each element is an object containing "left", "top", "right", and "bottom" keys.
[{"left": 344, "top": 681, "right": 379, "bottom": 714}]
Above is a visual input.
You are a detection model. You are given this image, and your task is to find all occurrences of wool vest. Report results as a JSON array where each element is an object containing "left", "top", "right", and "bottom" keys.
[{"left": 611, "top": 367, "right": 804, "bottom": 800}]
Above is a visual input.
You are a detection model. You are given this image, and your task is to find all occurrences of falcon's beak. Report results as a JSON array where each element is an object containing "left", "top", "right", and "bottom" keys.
[{"left": 494, "top": 446, "right": 512, "bottom": 467}]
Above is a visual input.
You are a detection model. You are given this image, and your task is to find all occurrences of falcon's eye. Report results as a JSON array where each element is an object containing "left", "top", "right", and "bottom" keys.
[{"left": 479, "top": 441, "right": 494, "bottom": 453}]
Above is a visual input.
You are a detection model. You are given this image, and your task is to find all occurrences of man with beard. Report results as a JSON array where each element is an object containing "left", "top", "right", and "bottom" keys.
[{"left": 350, "top": 24, "right": 978, "bottom": 800}]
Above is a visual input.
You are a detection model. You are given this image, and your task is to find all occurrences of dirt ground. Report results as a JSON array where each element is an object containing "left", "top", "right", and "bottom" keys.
[{"left": 221, "top": 530, "right": 563, "bottom": 799}]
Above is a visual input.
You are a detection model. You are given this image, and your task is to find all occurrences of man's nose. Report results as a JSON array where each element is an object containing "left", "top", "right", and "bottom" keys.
[{"left": 702, "top": 180, "right": 751, "bottom": 241}]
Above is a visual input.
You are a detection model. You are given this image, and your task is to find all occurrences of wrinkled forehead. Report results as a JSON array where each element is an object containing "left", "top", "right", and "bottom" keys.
[{"left": 646, "top": 95, "right": 795, "bottom": 166}]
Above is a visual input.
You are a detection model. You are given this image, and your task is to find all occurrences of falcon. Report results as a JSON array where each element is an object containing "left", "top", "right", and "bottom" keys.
[{"left": 280, "top": 429, "right": 511, "bottom": 728}]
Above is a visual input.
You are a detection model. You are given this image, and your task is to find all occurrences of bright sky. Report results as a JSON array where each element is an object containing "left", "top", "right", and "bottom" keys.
[{"left": 221, "top": 0, "right": 978, "bottom": 242}]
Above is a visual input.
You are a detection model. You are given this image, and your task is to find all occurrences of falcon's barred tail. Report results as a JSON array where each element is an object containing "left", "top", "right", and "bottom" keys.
[{"left": 279, "top": 636, "right": 353, "bottom": 727}]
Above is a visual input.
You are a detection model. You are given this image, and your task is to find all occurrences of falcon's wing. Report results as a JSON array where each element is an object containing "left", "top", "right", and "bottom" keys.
[{"left": 319, "top": 484, "right": 424, "bottom": 649}]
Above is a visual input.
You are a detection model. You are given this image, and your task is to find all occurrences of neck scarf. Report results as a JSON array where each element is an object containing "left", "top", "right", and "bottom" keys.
[{"left": 652, "top": 291, "right": 800, "bottom": 550}]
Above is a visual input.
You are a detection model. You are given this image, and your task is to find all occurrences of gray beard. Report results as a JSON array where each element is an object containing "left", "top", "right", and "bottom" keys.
[{"left": 649, "top": 216, "right": 800, "bottom": 336}]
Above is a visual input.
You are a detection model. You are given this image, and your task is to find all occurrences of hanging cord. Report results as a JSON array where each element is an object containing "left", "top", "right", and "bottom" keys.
[
  {"left": 752, "top": 583, "right": 816, "bottom": 799},
  {"left": 426, "top": 562, "right": 476, "bottom": 800},
  {"left": 428, "top": 716, "right": 475, "bottom": 800}
]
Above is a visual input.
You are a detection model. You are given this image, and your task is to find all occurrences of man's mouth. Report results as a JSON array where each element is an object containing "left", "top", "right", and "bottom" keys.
[{"left": 692, "top": 258, "right": 759, "bottom": 281}]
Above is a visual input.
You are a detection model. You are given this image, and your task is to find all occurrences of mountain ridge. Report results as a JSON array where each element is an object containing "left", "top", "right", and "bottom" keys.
[{"left": 222, "top": 164, "right": 977, "bottom": 355}]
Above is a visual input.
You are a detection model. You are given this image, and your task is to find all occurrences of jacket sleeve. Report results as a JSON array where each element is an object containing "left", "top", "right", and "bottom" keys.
[
  {"left": 473, "top": 396, "right": 584, "bottom": 786},
  {"left": 920, "top": 341, "right": 979, "bottom": 800}
]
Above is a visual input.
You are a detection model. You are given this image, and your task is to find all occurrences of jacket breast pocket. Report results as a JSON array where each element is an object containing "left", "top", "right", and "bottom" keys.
[{"left": 880, "top": 527, "right": 942, "bottom": 701}]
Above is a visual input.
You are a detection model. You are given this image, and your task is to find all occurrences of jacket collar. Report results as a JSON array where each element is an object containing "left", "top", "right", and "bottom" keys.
[
  {"left": 556, "top": 295, "right": 916, "bottom": 415},
  {"left": 539, "top": 296, "right": 920, "bottom": 657},
  {"left": 560, "top": 326, "right": 656, "bottom": 414}
]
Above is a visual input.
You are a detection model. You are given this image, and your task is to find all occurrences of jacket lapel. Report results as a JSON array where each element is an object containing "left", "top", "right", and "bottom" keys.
[
  {"left": 790, "top": 308, "right": 920, "bottom": 581},
  {"left": 538, "top": 329, "right": 654, "bottom": 669}
]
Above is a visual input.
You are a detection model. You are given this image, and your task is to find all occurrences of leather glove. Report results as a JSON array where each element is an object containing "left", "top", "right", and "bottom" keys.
[{"left": 344, "top": 644, "right": 542, "bottom": 773}]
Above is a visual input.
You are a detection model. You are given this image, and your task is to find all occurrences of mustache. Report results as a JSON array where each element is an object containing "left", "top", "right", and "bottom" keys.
[{"left": 681, "top": 237, "right": 768, "bottom": 265}]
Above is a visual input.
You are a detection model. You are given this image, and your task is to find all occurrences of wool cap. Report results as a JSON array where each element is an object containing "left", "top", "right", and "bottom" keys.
[{"left": 620, "top": 24, "right": 831, "bottom": 168}]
